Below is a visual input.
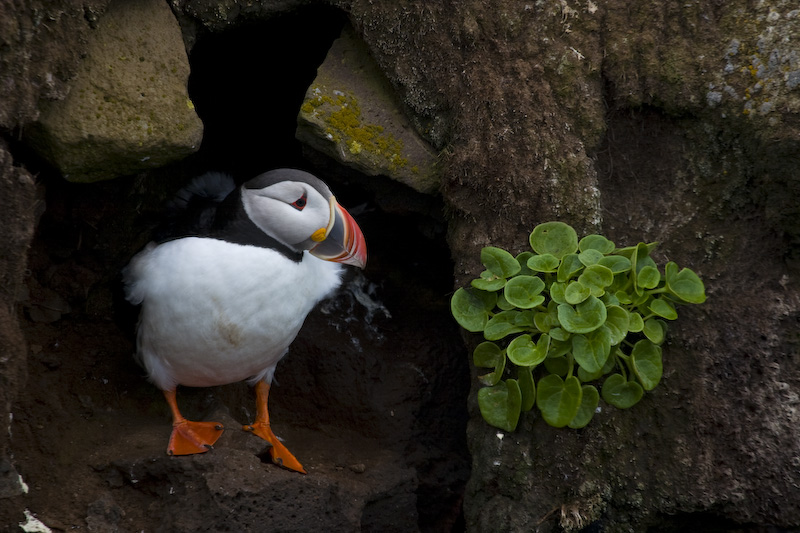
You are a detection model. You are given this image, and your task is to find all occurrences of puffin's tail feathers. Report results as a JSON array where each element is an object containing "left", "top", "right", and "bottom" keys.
[
  {"left": 155, "top": 172, "right": 237, "bottom": 243},
  {"left": 169, "top": 172, "right": 236, "bottom": 211}
]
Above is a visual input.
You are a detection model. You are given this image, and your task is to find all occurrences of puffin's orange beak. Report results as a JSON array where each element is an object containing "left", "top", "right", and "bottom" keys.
[{"left": 310, "top": 198, "right": 367, "bottom": 269}]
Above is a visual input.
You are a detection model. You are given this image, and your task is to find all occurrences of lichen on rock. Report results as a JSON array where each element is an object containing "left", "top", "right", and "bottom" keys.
[
  {"left": 707, "top": 2, "right": 800, "bottom": 123},
  {"left": 296, "top": 25, "right": 440, "bottom": 195}
]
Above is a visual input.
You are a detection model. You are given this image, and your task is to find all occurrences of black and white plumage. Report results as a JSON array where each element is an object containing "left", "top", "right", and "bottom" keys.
[{"left": 123, "top": 168, "right": 367, "bottom": 472}]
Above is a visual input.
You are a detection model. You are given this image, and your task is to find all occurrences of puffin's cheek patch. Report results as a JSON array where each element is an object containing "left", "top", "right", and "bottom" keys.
[{"left": 311, "top": 228, "right": 327, "bottom": 242}]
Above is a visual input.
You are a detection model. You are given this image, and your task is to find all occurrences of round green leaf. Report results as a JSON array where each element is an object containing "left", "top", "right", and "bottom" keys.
[
  {"left": 627, "top": 312, "right": 645, "bottom": 332},
  {"left": 546, "top": 339, "right": 572, "bottom": 359},
  {"left": 643, "top": 318, "right": 666, "bottom": 344},
  {"left": 577, "top": 364, "right": 604, "bottom": 382},
  {"left": 637, "top": 255, "right": 658, "bottom": 274},
  {"left": 565, "top": 281, "right": 591, "bottom": 305},
  {"left": 649, "top": 298, "right": 678, "bottom": 320},
  {"left": 631, "top": 340, "right": 663, "bottom": 391},
  {"left": 603, "top": 291, "right": 620, "bottom": 307},
  {"left": 537, "top": 375, "right": 582, "bottom": 427},
  {"left": 514, "top": 310, "right": 535, "bottom": 328},
  {"left": 530, "top": 222, "right": 579, "bottom": 259},
  {"left": 478, "top": 357, "right": 506, "bottom": 386},
  {"left": 637, "top": 265, "right": 661, "bottom": 290},
  {"left": 615, "top": 289, "right": 633, "bottom": 305},
  {"left": 568, "top": 385, "right": 600, "bottom": 428},
  {"left": 601, "top": 373, "right": 643, "bottom": 409},
  {"left": 484, "top": 311, "right": 526, "bottom": 340},
  {"left": 496, "top": 293, "right": 514, "bottom": 311},
  {"left": 481, "top": 247, "right": 521, "bottom": 278},
  {"left": 518, "top": 366, "right": 536, "bottom": 411},
  {"left": 538, "top": 334, "right": 552, "bottom": 358},
  {"left": 527, "top": 253, "right": 560, "bottom": 273},
  {"left": 604, "top": 305, "right": 629, "bottom": 345},
  {"left": 579, "top": 234, "right": 615, "bottom": 254},
  {"left": 507, "top": 333, "right": 550, "bottom": 367},
  {"left": 630, "top": 290, "right": 650, "bottom": 308},
  {"left": 616, "top": 242, "right": 658, "bottom": 261},
  {"left": 578, "top": 248, "right": 604, "bottom": 266},
  {"left": 473, "top": 341, "right": 503, "bottom": 368},
  {"left": 451, "top": 288, "right": 491, "bottom": 332},
  {"left": 629, "top": 242, "right": 658, "bottom": 296},
  {"left": 471, "top": 276, "right": 506, "bottom": 291},
  {"left": 665, "top": 262, "right": 706, "bottom": 304},
  {"left": 557, "top": 296, "right": 608, "bottom": 334},
  {"left": 504, "top": 275, "right": 546, "bottom": 309},
  {"left": 578, "top": 264, "right": 614, "bottom": 296},
  {"left": 477, "top": 380, "right": 521, "bottom": 432},
  {"left": 534, "top": 310, "right": 558, "bottom": 332},
  {"left": 516, "top": 252, "right": 535, "bottom": 276},
  {"left": 598, "top": 255, "right": 632, "bottom": 274},
  {"left": 548, "top": 327, "right": 571, "bottom": 342},
  {"left": 571, "top": 327, "right": 612, "bottom": 374},
  {"left": 557, "top": 253, "right": 584, "bottom": 282},
  {"left": 474, "top": 342, "right": 506, "bottom": 386},
  {"left": 549, "top": 282, "right": 567, "bottom": 304}
]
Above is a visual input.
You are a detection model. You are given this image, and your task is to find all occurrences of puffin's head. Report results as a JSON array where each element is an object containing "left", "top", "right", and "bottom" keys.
[{"left": 240, "top": 169, "right": 367, "bottom": 268}]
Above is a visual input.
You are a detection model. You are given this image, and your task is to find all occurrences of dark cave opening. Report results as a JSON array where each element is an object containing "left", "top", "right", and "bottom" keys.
[{"left": 186, "top": 7, "right": 347, "bottom": 177}]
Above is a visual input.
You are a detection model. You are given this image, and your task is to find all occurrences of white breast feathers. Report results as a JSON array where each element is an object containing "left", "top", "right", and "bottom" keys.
[{"left": 124, "top": 237, "right": 344, "bottom": 390}]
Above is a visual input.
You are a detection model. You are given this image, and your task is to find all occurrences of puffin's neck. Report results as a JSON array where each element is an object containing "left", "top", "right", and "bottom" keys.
[{"left": 210, "top": 188, "right": 304, "bottom": 263}]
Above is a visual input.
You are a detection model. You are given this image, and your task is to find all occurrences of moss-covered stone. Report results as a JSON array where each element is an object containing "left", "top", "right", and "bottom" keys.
[
  {"left": 296, "top": 25, "right": 440, "bottom": 195},
  {"left": 25, "top": 0, "right": 203, "bottom": 183}
]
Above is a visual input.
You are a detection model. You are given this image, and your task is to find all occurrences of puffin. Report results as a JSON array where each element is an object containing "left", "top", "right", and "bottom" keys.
[{"left": 123, "top": 168, "right": 367, "bottom": 474}]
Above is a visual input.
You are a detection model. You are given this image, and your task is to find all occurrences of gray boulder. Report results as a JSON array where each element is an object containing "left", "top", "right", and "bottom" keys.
[{"left": 27, "top": 0, "right": 203, "bottom": 182}]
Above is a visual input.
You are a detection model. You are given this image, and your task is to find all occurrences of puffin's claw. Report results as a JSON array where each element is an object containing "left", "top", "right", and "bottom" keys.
[{"left": 243, "top": 421, "right": 306, "bottom": 474}]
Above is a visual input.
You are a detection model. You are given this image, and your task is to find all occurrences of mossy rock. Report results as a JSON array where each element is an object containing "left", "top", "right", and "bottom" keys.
[
  {"left": 26, "top": 0, "right": 203, "bottom": 182},
  {"left": 296, "top": 25, "right": 440, "bottom": 195}
]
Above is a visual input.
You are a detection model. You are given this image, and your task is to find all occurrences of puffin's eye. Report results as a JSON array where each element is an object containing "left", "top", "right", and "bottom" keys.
[{"left": 291, "top": 194, "right": 307, "bottom": 211}]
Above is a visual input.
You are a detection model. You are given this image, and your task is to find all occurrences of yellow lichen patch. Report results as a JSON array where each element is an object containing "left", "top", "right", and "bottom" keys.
[{"left": 302, "top": 87, "right": 409, "bottom": 171}]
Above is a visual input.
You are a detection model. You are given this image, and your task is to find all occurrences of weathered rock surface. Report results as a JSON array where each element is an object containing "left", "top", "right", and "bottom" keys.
[
  {"left": 0, "top": 1, "right": 109, "bottom": 130},
  {"left": 0, "top": 143, "right": 36, "bottom": 501},
  {"left": 297, "top": 25, "right": 440, "bottom": 195},
  {"left": 25, "top": 0, "right": 203, "bottom": 182},
  {"left": 344, "top": 0, "right": 800, "bottom": 530}
]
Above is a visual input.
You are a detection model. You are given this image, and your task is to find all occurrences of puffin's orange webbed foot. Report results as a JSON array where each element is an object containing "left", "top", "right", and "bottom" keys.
[
  {"left": 162, "top": 389, "right": 223, "bottom": 456},
  {"left": 168, "top": 419, "right": 224, "bottom": 455},
  {"left": 243, "top": 421, "right": 306, "bottom": 474}
]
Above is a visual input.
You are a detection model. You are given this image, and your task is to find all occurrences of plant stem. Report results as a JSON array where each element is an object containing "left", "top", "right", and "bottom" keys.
[
  {"left": 647, "top": 287, "right": 668, "bottom": 295},
  {"left": 615, "top": 353, "right": 628, "bottom": 380}
]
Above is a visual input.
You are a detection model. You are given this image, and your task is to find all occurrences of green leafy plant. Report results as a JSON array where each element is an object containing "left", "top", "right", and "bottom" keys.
[{"left": 451, "top": 221, "right": 706, "bottom": 431}]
